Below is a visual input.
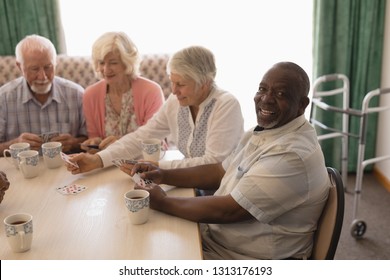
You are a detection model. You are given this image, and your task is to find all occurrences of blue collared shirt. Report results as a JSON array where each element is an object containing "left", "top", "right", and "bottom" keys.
[{"left": 0, "top": 76, "right": 87, "bottom": 142}]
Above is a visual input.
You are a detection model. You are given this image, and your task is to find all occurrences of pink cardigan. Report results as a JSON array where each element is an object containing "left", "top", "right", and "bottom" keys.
[{"left": 83, "top": 77, "right": 164, "bottom": 138}]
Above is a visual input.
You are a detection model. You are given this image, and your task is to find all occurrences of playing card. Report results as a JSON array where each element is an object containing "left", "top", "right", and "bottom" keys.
[
  {"left": 40, "top": 131, "right": 59, "bottom": 143},
  {"left": 131, "top": 172, "right": 153, "bottom": 187},
  {"left": 60, "top": 152, "right": 79, "bottom": 168},
  {"left": 112, "top": 159, "right": 138, "bottom": 167},
  {"left": 56, "top": 184, "right": 87, "bottom": 195}
]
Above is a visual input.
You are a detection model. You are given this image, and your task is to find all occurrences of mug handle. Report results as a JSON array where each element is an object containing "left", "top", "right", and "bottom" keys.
[
  {"left": 159, "top": 140, "right": 168, "bottom": 160},
  {"left": 3, "top": 149, "right": 14, "bottom": 165}
]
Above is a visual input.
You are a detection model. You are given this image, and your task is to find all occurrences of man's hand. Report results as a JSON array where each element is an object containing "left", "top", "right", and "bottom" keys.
[
  {"left": 134, "top": 183, "right": 167, "bottom": 211},
  {"left": 51, "top": 133, "right": 76, "bottom": 152},
  {"left": 17, "top": 132, "right": 43, "bottom": 151},
  {"left": 120, "top": 161, "right": 164, "bottom": 184},
  {"left": 0, "top": 171, "right": 10, "bottom": 203}
]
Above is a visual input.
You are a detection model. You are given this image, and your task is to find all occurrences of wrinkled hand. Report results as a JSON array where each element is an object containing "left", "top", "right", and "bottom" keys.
[
  {"left": 120, "top": 161, "right": 164, "bottom": 184},
  {"left": 80, "top": 137, "right": 102, "bottom": 154},
  {"left": 17, "top": 132, "right": 42, "bottom": 151},
  {"left": 99, "top": 135, "right": 118, "bottom": 150},
  {"left": 51, "top": 133, "right": 76, "bottom": 152},
  {"left": 0, "top": 171, "right": 10, "bottom": 204},
  {"left": 65, "top": 153, "right": 103, "bottom": 174}
]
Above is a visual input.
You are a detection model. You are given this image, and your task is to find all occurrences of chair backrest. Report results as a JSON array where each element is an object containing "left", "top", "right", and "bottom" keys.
[{"left": 310, "top": 167, "right": 345, "bottom": 260}]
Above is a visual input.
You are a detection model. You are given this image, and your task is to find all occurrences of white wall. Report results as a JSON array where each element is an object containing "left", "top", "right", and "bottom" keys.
[
  {"left": 59, "top": 0, "right": 313, "bottom": 131},
  {"left": 375, "top": 2, "right": 390, "bottom": 180}
]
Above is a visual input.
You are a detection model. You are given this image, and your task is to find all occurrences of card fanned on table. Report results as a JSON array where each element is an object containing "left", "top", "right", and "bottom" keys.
[{"left": 56, "top": 184, "right": 87, "bottom": 195}]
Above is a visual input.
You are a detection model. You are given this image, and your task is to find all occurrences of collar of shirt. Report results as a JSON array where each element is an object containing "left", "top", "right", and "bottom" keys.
[
  {"left": 252, "top": 115, "right": 307, "bottom": 138},
  {"left": 21, "top": 77, "right": 61, "bottom": 105}
]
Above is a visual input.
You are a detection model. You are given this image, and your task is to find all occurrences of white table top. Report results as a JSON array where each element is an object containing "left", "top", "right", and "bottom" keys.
[{"left": 0, "top": 151, "right": 202, "bottom": 260}]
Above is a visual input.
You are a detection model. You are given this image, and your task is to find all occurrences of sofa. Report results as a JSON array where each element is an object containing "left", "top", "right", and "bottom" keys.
[{"left": 0, "top": 54, "right": 172, "bottom": 99}]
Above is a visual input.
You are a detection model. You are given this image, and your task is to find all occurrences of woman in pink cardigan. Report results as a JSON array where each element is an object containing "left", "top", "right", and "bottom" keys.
[{"left": 81, "top": 32, "right": 164, "bottom": 153}]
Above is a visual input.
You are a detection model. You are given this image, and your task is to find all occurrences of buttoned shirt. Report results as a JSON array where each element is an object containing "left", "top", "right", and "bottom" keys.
[
  {"left": 202, "top": 115, "right": 330, "bottom": 260},
  {"left": 0, "top": 77, "right": 87, "bottom": 142}
]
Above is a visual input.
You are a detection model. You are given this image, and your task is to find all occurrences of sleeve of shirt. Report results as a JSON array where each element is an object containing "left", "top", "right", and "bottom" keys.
[
  {"left": 230, "top": 152, "right": 308, "bottom": 223},
  {"left": 159, "top": 93, "right": 244, "bottom": 169}
]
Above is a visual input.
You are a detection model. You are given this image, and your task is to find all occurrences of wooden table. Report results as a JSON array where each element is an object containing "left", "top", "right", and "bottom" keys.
[{"left": 0, "top": 151, "right": 202, "bottom": 259}]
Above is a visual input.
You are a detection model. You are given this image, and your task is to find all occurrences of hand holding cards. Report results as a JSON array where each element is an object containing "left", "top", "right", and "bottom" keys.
[
  {"left": 60, "top": 152, "right": 79, "bottom": 168},
  {"left": 40, "top": 131, "right": 59, "bottom": 143},
  {"left": 112, "top": 158, "right": 152, "bottom": 186},
  {"left": 131, "top": 172, "right": 153, "bottom": 187}
]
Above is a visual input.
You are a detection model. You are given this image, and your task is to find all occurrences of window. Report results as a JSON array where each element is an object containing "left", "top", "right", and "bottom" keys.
[{"left": 59, "top": 0, "right": 313, "bottom": 129}]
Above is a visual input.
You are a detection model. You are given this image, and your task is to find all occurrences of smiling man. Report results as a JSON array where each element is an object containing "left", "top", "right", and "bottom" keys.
[
  {"left": 129, "top": 62, "right": 330, "bottom": 260},
  {"left": 0, "top": 34, "right": 87, "bottom": 154}
]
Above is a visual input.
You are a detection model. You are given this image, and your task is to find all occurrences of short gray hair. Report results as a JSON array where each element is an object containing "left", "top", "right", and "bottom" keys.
[
  {"left": 167, "top": 46, "right": 217, "bottom": 89},
  {"left": 15, "top": 34, "right": 57, "bottom": 66}
]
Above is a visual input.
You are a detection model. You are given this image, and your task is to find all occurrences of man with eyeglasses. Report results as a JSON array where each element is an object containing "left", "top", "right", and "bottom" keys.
[{"left": 0, "top": 34, "right": 87, "bottom": 155}]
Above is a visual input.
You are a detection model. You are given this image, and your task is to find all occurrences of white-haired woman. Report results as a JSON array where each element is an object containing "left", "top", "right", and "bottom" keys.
[
  {"left": 68, "top": 45, "right": 244, "bottom": 174},
  {"left": 81, "top": 32, "right": 164, "bottom": 152}
]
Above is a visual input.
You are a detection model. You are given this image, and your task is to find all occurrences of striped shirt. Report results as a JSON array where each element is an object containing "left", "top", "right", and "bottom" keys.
[{"left": 0, "top": 77, "right": 87, "bottom": 142}]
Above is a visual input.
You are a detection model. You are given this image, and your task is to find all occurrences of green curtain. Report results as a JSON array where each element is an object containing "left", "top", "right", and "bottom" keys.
[
  {"left": 312, "top": 0, "right": 386, "bottom": 172},
  {"left": 0, "top": 0, "right": 64, "bottom": 55}
]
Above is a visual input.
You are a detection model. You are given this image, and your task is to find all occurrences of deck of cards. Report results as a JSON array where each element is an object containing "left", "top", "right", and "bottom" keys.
[
  {"left": 56, "top": 184, "right": 87, "bottom": 195},
  {"left": 40, "top": 131, "right": 59, "bottom": 143}
]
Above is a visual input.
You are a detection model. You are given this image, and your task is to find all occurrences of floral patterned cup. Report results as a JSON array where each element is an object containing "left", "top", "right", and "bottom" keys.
[
  {"left": 4, "top": 213, "right": 33, "bottom": 253},
  {"left": 17, "top": 150, "right": 40, "bottom": 179},
  {"left": 141, "top": 138, "right": 166, "bottom": 162},
  {"left": 3, "top": 142, "right": 30, "bottom": 169},
  {"left": 124, "top": 190, "right": 150, "bottom": 225},
  {"left": 42, "top": 142, "right": 63, "bottom": 169}
]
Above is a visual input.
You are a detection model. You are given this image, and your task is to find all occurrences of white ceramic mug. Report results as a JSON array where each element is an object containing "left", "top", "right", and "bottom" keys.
[
  {"left": 124, "top": 190, "right": 150, "bottom": 225},
  {"left": 141, "top": 138, "right": 166, "bottom": 162},
  {"left": 42, "top": 141, "right": 63, "bottom": 169},
  {"left": 17, "top": 150, "right": 40, "bottom": 179},
  {"left": 3, "top": 143, "right": 30, "bottom": 169},
  {"left": 4, "top": 213, "right": 33, "bottom": 253}
]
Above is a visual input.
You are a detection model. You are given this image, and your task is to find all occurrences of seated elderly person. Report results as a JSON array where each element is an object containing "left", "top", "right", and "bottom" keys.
[
  {"left": 128, "top": 61, "right": 330, "bottom": 260},
  {"left": 0, "top": 171, "right": 10, "bottom": 204},
  {"left": 66, "top": 45, "right": 244, "bottom": 172},
  {"left": 0, "top": 34, "right": 87, "bottom": 155},
  {"left": 81, "top": 32, "right": 164, "bottom": 152}
]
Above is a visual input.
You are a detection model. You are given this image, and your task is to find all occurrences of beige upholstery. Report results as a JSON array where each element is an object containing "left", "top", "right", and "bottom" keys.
[
  {"left": 310, "top": 167, "right": 345, "bottom": 260},
  {"left": 0, "top": 53, "right": 172, "bottom": 99}
]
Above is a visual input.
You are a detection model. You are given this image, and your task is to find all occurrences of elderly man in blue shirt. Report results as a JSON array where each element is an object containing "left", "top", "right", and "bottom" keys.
[{"left": 0, "top": 34, "right": 87, "bottom": 154}]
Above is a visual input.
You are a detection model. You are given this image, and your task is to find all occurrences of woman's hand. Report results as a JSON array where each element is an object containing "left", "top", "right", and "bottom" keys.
[
  {"left": 99, "top": 136, "right": 118, "bottom": 150},
  {"left": 65, "top": 153, "right": 104, "bottom": 174},
  {"left": 80, "top": 137, "right": 102, "bottom": 154}
]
